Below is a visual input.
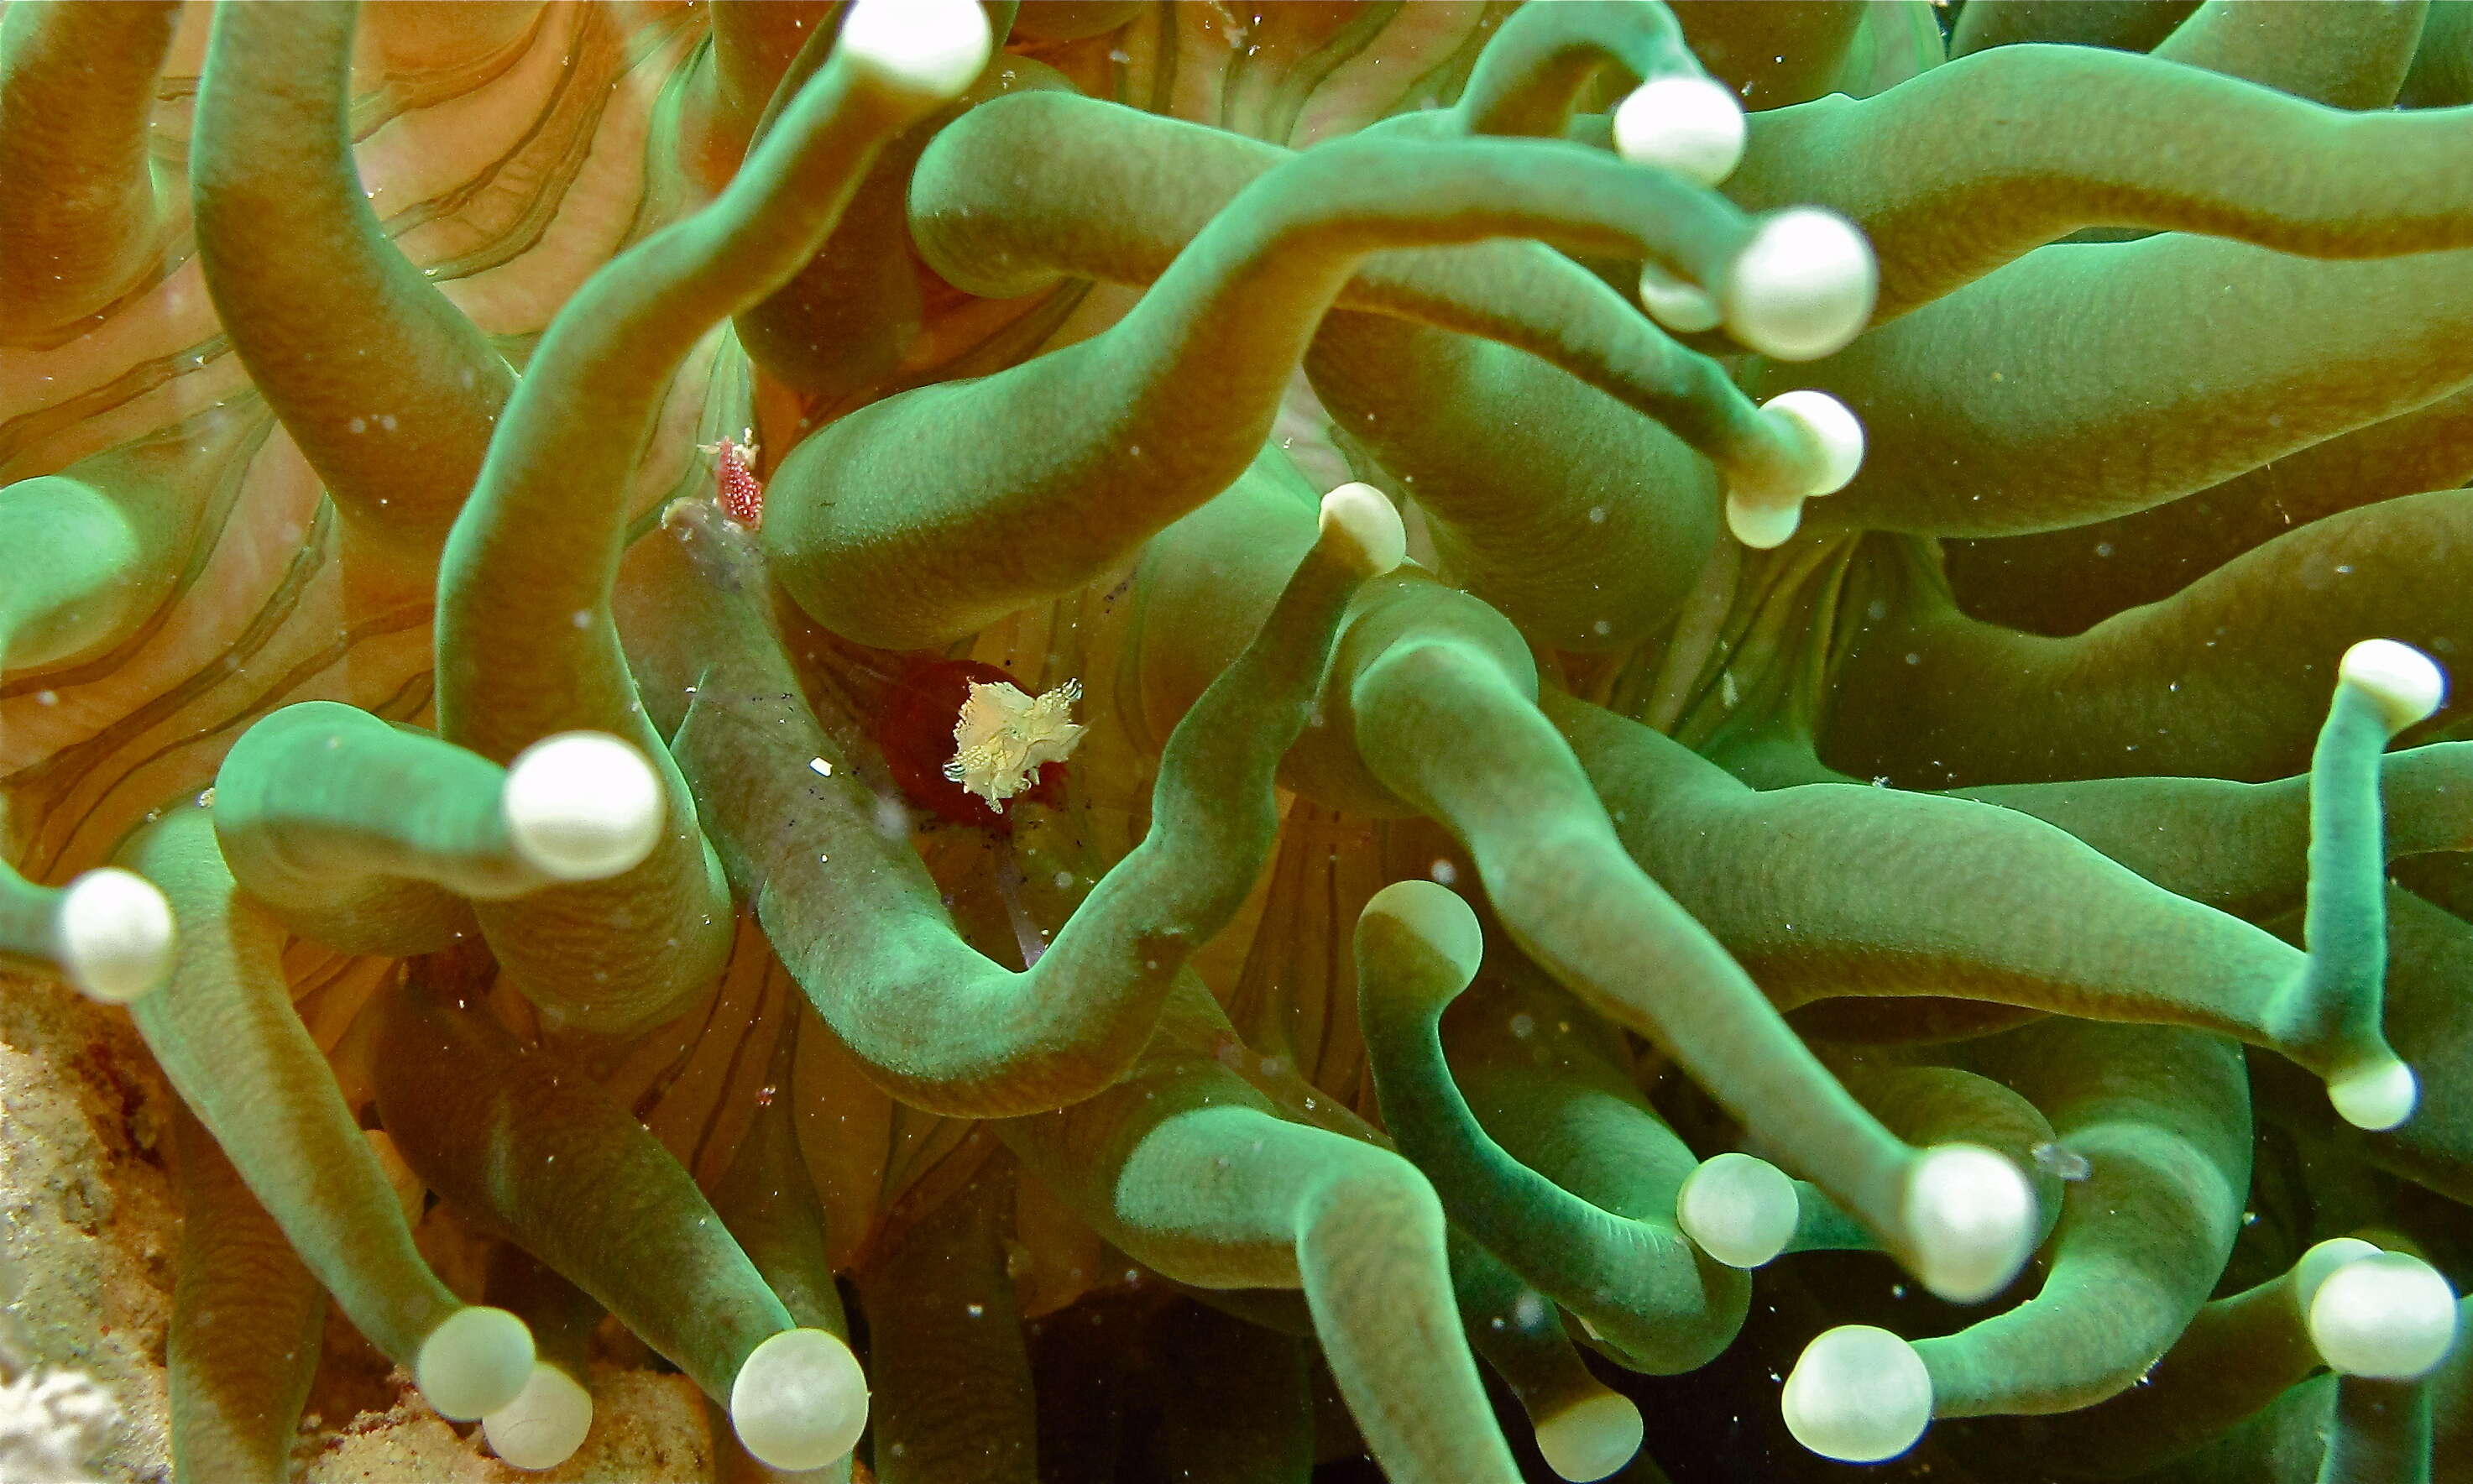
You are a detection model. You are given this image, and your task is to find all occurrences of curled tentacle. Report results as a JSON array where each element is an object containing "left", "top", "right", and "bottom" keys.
[
  {"left": 1331, "top": 588, "right": 2036, "bottom": 1303},
  {"left": 652, "top": 482, "right": 1392, "bottom": 1116},
  {"left": 774, "top": 120, "right": 1822, "bottom": 648},
  {"left": 373, "top": 964, "right": 867, "bottom": 1474},
  {"left": 1987, "top": 1240, "right": 2448, "bottom": 1477},
  {"left": 1785, "top": 1022, "right": 2249, "bottom": 1465},
  {"left": 211, "top": 702, "right": 661, "bottom": 956},
  {"left": 436, "top": 0, "right": 996, "bottom": 1032},
  {"left": 1356, "top": 886, "right": 1748, "bottom": 1376},
  {"left": 191, "top": 0, "right": 518, "bottom": 567},
  {"left": 122, "top": 802, "right": 532, "bottom": 1422},
  {"left": 0, "top": 0, "right": 181, "bottom": 340},
  {"left": 999, "top": 984, "right": 1524, "bottom": 1484}
]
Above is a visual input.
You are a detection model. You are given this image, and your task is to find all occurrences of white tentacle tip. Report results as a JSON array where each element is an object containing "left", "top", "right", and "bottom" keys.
[
  {"left": 1723, "top": 208, "right": 1877, "bottom": 362},
  {"left": 2308, "top": 1252, "right": 2460, "bottom": 1379},
  {"left": 2329, "top": 1059, "right": 2418, "bottom": 1132},
  {"left": 839, "top": 0, "right": 993, "bottom": 99},
  {"left": 1319, "top": 481, "right": 1407, "bottom": 575},
  {"left": 1638, "top": 261, "right": 1722, "bottom": 334},
  {"left": 731, "top": 1327, "right": 869, "bottom": 1471},
  {"left": 1725, "top": 390, "right": 1864, "bottom": 550},
  {"left": 1903, "top": 1144, "right": 2036, "bottom": 1304},
  {"left": 1362, "top": 879, "right": 1482, "bottom": 985},
  {"left": 504, "top": 732, "right": 666, "bottom": 882},
  {"left": 1535, "top": 1392, "right": 1644, "bottom": 1481},
  {"left": 1611, "top": 75, "right": 1746, "bottom": 186},
  {"left": 1676, "top": 1152, "right": 1799, "bottom": 1269},
  {"left": 415, "top": 1306, "right": 536, "bottom": 1422},
  {"left": 483, "top": 1361, "right": 593, "bottom": 1471},
  {"left": 55, "top": 867, "right": 174, "bottom": 1003},
  {"left": 1782, "top": 1325, "right": 1932, "bottom": 1463},
  {"left": 2294, "top": 1237, "right": 2383, "bottom": 1313},
  {"left": 2340, "top": 639, "right": 2445, "bottom": 733}
]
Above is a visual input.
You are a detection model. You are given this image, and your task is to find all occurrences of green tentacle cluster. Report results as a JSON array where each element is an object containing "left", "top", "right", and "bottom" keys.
[{"left": 5, "top": 3, "right": 2473, "bottom": 1481}]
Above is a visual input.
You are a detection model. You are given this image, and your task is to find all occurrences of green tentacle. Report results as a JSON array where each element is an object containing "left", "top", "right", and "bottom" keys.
[
  {"left": 191, "top": 0, "right": 518, "bottom": 567},
  {"left": 0, "top": 0, "right": 180, "bottom": 339}
]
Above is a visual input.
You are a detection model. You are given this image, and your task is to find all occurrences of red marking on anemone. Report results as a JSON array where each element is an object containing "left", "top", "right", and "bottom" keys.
[{"left": 870, "top": 656, "right": 1067, "bottom": 829}]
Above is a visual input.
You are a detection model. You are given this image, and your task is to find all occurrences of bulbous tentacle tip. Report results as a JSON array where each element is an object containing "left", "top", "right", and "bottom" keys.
[
  {"left": 415, "top": 1305, "right": 536, "bottom": 1423},
  {"left": 1637, "top": 260, "right": 1722, "bottom": 334},
  {"left": 1362, "top": 878, "right": 1484, "bottom": 985},
  {"left": 1611, "top": 75, "right": 1746, "bottom": 187},
  {"left": 839, "top": 0, "right": 993, "bottom": 101},
  {"left": 1676, "top": 1152, "right": 1798, "bottom": 1269},
  {"left": 1535, "top": 1391, "right": 1644, "bottom": 1482},
  {"left": 1902, "top": 1143, "right": 2036, "bottom": 1304},
  {"left": 2328, "top": 1058, "right": 2418, "bottom": 1131},
  {"left": 1723, "top": 208, "right": 1877, "bottom": 363},
  {"left": 1319, "top": 481, "right": 1409, "bottom": 576},
  {"left": 2309, "top": 1251, "right": 2461, "bottom": 1379},
  {"left": 502, "top": 732, "right": 666, "bottom": 883},
  {"left": 1725, "top": 389, "right": 1864, "bottom": 549},
  {"left": 1781, "top": 1325, "right": 1932, "bottom": 1464},
  {"left": 2340, "top": 638, "right": 2447, "bottom": 733},
  {"left": 482, "top": 1361, "right": 593, "bottom": 1472},
  {"left": 55, "top": 867, "right": 175, "bottom": 1003},
  {"left": 2294, "top": 1237, "right": 2385, "bottom": 1312},
  {"left": 731, "top": 1327, "right": 869, "bottom": 1472}
]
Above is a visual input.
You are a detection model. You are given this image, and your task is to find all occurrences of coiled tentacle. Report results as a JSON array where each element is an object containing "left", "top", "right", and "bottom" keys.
[
  {"left": 658, "top": 484, "right": 1393, "bottom": 1116},
  {"left": 1335, "top": 598, "right": 2035, "bottom": 1304},
  {"left": 1356, "top": 892, "right": 1747, "bottom": 1376},
  {"left": 1000, "top": 985, "right": 1524, "bottom": 1484}
]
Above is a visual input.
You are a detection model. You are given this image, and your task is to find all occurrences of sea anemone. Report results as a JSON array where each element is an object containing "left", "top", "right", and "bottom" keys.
[{"left": 3, "top": 2, "right": 2470, "bottom": 1481}]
